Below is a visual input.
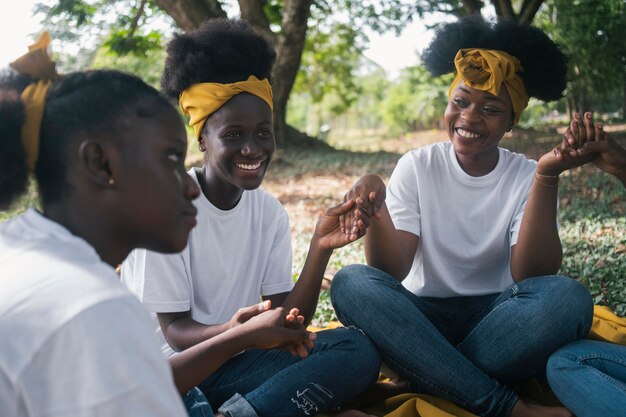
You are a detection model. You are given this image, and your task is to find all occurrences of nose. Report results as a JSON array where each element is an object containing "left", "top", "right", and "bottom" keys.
[
  {"left": 183, "top": 172, "right": 200, "bottom": 201},
  {"left": 460, "top": 105, "right": 480, "bottom": 123},
  {"left": 241, "top": 136, "right": 263, "bottom": 158}
]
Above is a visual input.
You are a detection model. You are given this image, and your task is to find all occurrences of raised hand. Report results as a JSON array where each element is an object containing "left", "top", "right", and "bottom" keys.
[
  {"left": 576, "top": 122, "right": 626, "bottom": 183},
  {"left": 340, "top": 175, "right": 386, "bottom": 237},
  {"left": 537, "top": 112, "right": 595, "bottom": 176},
  {"left": 314, "top": 199, "right": 368, "bottom": 250}
]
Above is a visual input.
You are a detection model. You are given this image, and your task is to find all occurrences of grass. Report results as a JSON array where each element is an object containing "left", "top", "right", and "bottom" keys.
[{"left": 2, "top": 124, "right": 624, "bottom": 325}]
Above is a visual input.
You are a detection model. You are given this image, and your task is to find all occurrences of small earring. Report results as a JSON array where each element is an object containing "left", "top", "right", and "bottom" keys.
[{"left": 108, "top": 178, "right": 115, "bottom": 186}]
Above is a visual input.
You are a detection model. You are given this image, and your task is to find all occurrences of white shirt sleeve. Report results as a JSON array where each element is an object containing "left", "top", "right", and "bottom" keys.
[
  {"left": 121, "top": 248, "right": 191, "bottom": 313},
  {"left": 387, "top": 153, "right": 422, "bottom": 237},
  {"left": 260, "top": 206, "right": 295, "bottom": 296},
  {"left": 17, "top": 298, "right": 186, "bottom": 417}
]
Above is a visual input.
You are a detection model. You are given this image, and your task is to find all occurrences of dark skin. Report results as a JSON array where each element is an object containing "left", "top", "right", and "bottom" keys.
[
  {"left": 45, "top": 102, "right": 199, "bottom": 267},
  {"left": 41, "top": 101, "right": 317, "bottom": 400},
  {"left": 157, "top": 94, "right": 367, "bottom": 396},
  {"left": 339, "top": 84, "right": 604, "bottom": 417}
]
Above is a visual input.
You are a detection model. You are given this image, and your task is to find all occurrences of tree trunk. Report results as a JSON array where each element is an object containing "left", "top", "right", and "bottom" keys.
[
  {"left": 519, "top": 0, "right": 545, "bottom": 24},
  {"left": 153, "top": 0, "right": 226, "bottom": 31},
  {"left": 490, "top": 0, "right": 545, "bottom": 23},
  {"left": 461, "top": 0, "right": 483, "bottom": 15},
  {"left": 270, "top": 0, "right": 314, "bottom": 146}
]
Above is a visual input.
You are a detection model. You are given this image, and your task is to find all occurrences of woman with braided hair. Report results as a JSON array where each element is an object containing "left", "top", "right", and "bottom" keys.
[{"left": 330, "top": 17, "right": 595, "bottom": 417}]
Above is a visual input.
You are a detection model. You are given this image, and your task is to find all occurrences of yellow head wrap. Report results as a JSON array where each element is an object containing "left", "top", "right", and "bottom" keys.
[
  {"left": 448, "top": 48, "right": 528, "bottom": 124},
  {"left": 9, "top": 32, "right": 59, "bottom": 171},
  {"left": 179, "top": 75, "right": 273, "bottom": 140}
]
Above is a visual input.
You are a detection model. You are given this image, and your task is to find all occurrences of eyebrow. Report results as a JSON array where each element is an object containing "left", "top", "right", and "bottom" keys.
[{"left": 458, "top": 86, "right": 506, "bottom": 104}]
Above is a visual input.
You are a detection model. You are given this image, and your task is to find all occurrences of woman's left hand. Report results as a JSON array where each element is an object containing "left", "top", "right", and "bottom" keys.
[
  {"left": 537, "top": 112, "right": 596, "bottom": 175},
  {"left": 314, "top": 199, "right": 370, "bottom": 250}
]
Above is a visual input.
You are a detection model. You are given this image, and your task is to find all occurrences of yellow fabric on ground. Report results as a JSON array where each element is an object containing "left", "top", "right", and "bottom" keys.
[
  {"left": 315, "top": 305, "right": 626, "bottom": 417},
  {"left": 589, "top": 305, "right": 626, "bottom": 344}
]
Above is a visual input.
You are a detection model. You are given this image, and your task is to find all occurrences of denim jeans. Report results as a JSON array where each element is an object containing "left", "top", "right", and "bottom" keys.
[
  {"left": 184, "top": 387, "right": 215, "bottom": 417},
  {"left": 198, "top": 327, "right": 380, "bottom": 417},
  {"left": 330, "top": 264, "right": 593, "bottom": 417},
  {"left": 547, "top": 340, "right": 626, "bottom": 417}
]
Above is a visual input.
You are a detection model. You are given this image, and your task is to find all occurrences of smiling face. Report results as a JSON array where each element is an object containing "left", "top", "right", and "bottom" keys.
[
  {"left": 115, "top": 102, "right": 200, "bottom": 253},
  {"left": 444, "top": 81, "right": 515, "bottom": 175},
  {"left": 199, "top": 93, "right": 275, "bottom": 208}
]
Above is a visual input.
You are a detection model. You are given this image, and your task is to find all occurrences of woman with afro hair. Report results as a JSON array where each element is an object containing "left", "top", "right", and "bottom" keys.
[
  {"left": 121, "top": 18, "right": 381, "bottom": 417},
  {"left": 330, "top": 17, "right": 596, "bottom": 417}
]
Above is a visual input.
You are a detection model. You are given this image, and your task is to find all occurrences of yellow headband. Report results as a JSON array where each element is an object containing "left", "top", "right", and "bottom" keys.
[
  {"left": 448, "top": 48, "right": 528, "bottom": 124},
  {"left": 9, "top": 32, "right": 58, "bottom": 171},
  {"left": 179, "top": 75, "right": 273, "bottom": 140}
]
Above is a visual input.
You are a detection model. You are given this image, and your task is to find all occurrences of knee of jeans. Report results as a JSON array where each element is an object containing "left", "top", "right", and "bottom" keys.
[
  {"left": 546, "top": 342, "right": 581, "bottom": 385},
  {"left": 330, "top": 264, "right": 370, "bottom": 302},
  {"left": 334, "top": 327, "right": 381, "bottom": 382},
  {"left": 533, "top": 276, "right": 593, "bottom": 333}
]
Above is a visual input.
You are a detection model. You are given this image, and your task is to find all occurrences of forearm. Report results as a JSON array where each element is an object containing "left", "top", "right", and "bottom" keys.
[
  {"left": 161, "top": 317, "right": 232, "bottom": 352},
  {"left": 282, "top": 238, "right": 332, "bottom": 323},
  {"left": 364, "top": 204, "right": 413, "bottom": 281},
  {"left": 168, "top": 325, "right": 255, "bottom": 394},
  {"left": 510, "top": 176, "right": 563, "bottom": 281}
]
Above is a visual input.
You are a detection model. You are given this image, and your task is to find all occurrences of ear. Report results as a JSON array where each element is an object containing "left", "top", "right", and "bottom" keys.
[{"left": 77, "top": 140, "right": 115, "bottom": 187}]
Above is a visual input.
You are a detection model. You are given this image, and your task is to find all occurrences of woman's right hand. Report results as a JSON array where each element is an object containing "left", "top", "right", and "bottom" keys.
[
  {"left": 240, "top": 306, "right": 316, "bottom": 358},
  {"left": 340, "top": 175, "right": 386, "bottom": 237}
]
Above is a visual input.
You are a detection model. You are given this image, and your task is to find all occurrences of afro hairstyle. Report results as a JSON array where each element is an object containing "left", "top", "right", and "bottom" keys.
[
  {"left": 421, "top": 16, "right": 567, "bottom": 102},
  {"left": 161, "top": 18, "right": 276, "bottom": 99}
]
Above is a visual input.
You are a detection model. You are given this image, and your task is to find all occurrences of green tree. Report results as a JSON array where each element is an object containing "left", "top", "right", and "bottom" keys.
[
  {"left": 536, "top": 0, "right": 626, "bottom": 116},
  {"left": 381, "top": 65, "right": 452, "bottom": 134}
]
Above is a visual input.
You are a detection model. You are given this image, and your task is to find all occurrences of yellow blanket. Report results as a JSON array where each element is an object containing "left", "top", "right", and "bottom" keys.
[{"left": 315, "top": 305, "right": 626, "bottom": 417}]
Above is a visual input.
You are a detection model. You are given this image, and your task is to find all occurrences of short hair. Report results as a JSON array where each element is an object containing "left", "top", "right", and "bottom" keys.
[
  {"left": 422, "top": 16, "right": 567, "bottom": 102},
  {"left": 161, "top": 18, "right": 276, "bottom": 99}
]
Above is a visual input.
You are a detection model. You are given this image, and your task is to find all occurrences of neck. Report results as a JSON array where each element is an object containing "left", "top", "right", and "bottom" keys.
[
  {"left": 43, "top": 199, "right": 132, "bottom": 268},
  {"left": 198, "top": 166, "right": 244, "bottom": 210},
  {"left": 455, "top": 148, "right": 500, "bottom": 177}
]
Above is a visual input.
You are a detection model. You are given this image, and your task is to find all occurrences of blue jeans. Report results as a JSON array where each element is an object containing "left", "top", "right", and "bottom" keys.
[
  {"left": 198, "top": 327, "right": 380, "bottom": 417},
  {"left": 547, "top": 340, "right": 626, "bottom": 417},
  {"left": 184, "top": 387, "right": 215, "bottom": 417},
  {"left": 330, "top": 265, "right": 593, "bottom": 417}
]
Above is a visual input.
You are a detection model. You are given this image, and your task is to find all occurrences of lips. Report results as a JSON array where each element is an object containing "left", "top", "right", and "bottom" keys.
[
  {"left": 454, "top": 126, "right": 482, "bottom": 139},
  {"left": 234, "top": 159, "right": 265, "bottom": 171}
]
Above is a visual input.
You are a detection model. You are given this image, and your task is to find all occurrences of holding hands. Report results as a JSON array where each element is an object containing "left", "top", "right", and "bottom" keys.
[
  {"left": 538, "top": 112, "right": 626, "bottom": 186},
  {"left": 232, "top": 300, "right": 316, "bottom": 358},
  {"left": 339, "top": 174, "right": 387, "bottom": 239}
]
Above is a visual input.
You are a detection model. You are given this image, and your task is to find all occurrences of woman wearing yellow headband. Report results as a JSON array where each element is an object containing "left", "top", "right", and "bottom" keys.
[
  {"left": 330, "top": 17, "right": 596, "bottom": 417},
  {"left": 121, "top": 18, "right": 381, "bottom": 417},
  {"left": 0, "top": 35, "right": 317, "bottom": 417}
]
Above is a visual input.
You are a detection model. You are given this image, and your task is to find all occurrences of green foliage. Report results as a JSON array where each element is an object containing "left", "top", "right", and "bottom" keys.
[
  {"left": 91, "top": 42, "right": 166, "bottom": 88},
  {"left": 381, "top": 67, "right": 452, "bottom": 134},
  {"left": 536, "top": 0, "right": 626, "bottom": 114}
]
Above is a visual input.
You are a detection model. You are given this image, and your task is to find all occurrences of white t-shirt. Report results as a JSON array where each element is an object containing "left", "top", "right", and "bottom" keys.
[
  {"left": 121, "top": 168, "right": 294, "bottom": 357},
  {"left": 0, "top": 209, "right": 186, "bottom": 417},
  {"left": 387, "top": 142, "right": 537, "bottom": 297}
]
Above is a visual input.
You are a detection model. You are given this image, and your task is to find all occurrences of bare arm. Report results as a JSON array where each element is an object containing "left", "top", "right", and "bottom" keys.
[
  {"left": 157, "top": 301, "right": 274, "bottom": 351},
  {"left": 168, "top": 307, "right": 315, "bottom": 394},
  {"left": 281, "top": 200, "right": 365, "bottom": 323},
  {"left": 364, "top": 203, "right": 418, "bottom": 281},
  {"left": 511, "top": 113, "right": 596, "bottom": 281}
]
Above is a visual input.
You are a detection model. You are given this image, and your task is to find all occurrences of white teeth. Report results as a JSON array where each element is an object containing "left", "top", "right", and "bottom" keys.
[
  {"left": 236, "top": 162, "right": 262, "bottom": 170},
  {"left": 456, "top": 128, "right": 480, "bottom": 139}
]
